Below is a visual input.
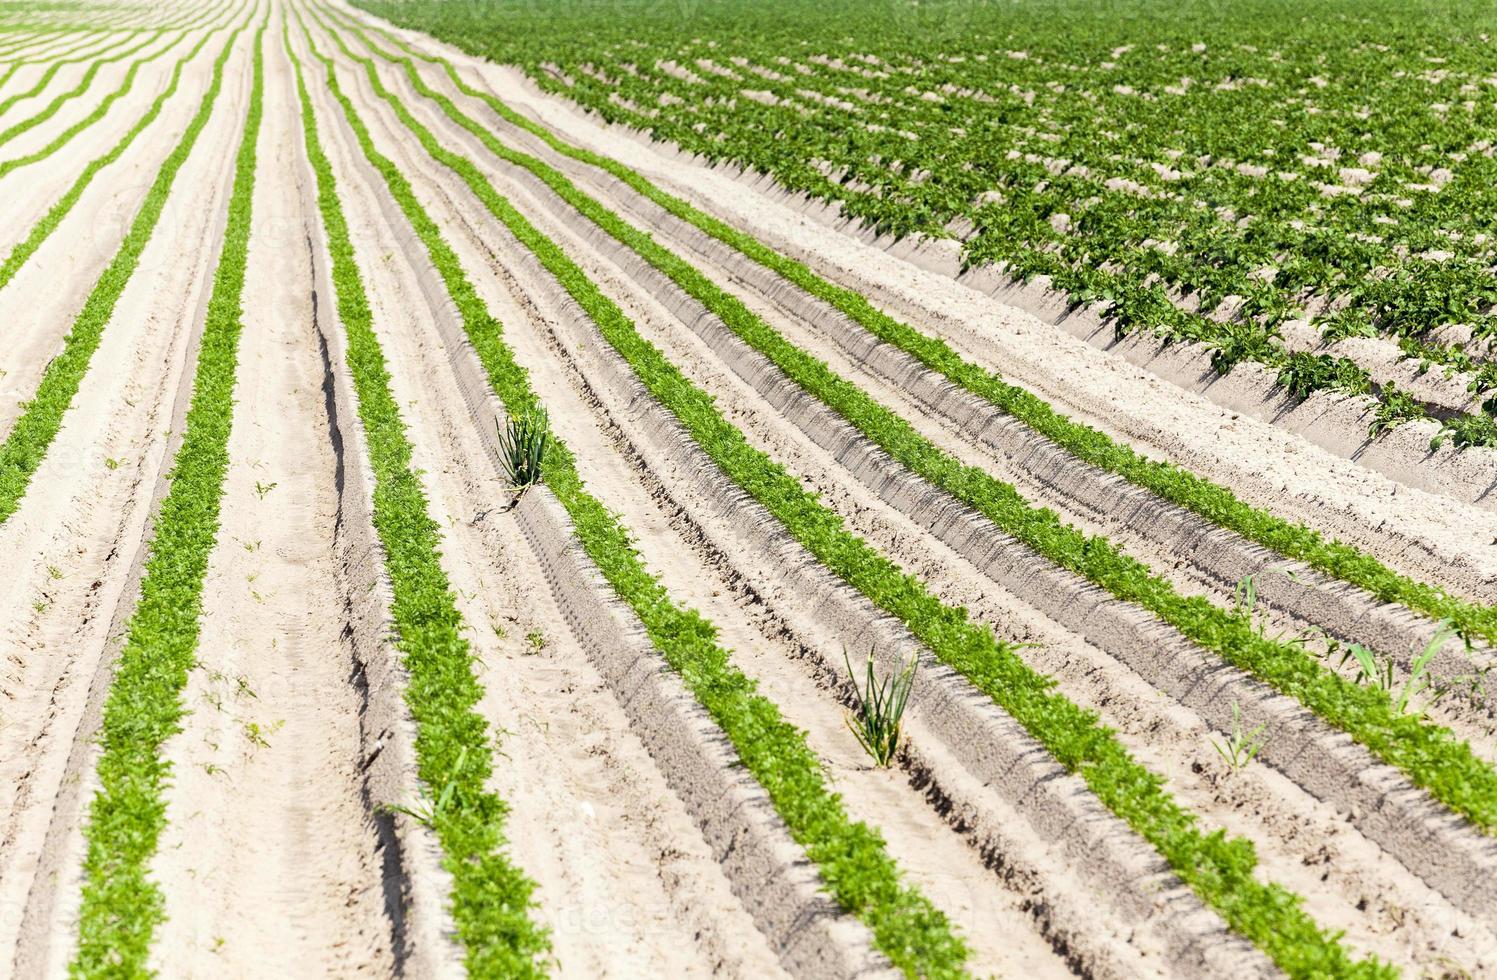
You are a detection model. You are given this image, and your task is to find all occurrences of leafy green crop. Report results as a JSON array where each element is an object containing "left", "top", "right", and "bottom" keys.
[
  {"left": 286, "top": 23, "right": 552, "bottom": 978},
  {"left": 354, "top": 0, "right": 1497, "bottom": 446},
  {"left": 0, "top": 19, "right": 245, "bottom": 526},
  {"left": 337, "top": 7, "right": 1497, "bottom": 842},
  {"left": 294, "top": 10, "right": 972, "bottom": 974},
  {"left": 71, "top": 16, "right": 264, "bottom": 975},
  {"left": 317, "top": 11, "right": 1388, "bottom": 975}
]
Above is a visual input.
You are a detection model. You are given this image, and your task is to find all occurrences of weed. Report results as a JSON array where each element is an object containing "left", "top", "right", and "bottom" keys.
[
  {"left": 524, "top": 629, "right": 546, "bottom": 654},
  {"left": 252, "top": 480, "right": 277, "bottom": 499},
  {"left": 843, "top": 648, "right": 916, "bottom": 768},
  {"left": 243, "top": 719, "right": 282, "bottom": 750},
  {"left": 496, "top": 408, "right": 550, "bottom": 495},
  {"left": 1211, "top": 701, "right": 1268, "bottom": 772},
  {"left": 1330, "top": 622, "right": 1457, "bottom": 718},
  {"left": 383, "top": 746, "right": 468, "bottom": 830}
]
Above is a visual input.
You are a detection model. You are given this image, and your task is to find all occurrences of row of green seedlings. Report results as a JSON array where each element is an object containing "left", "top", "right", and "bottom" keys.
[
  {"left": 534, "top": 14, "right": 1497, "bottom": 450},
  {"left": 505, "top": 411, "right": 918, "bottom": 769},
  {"left": 342, "top": 14, "right": 1497, "bottom": 693},
  {"left": 329, "top": 10, "right": 1497, "bottom": 845},
  {"left": 0, "top": 28, "right": 162, "bottom": 151},
  {"left": 1230, "top": 572, "right": 1483, "bottom": 720},
  {"left": 288, "top": 10, "right": 973, "bottom": 973},
  {"left": 0, "top": 14, "right": 251, "bottom": 525},
  {"left": 0, "top": 21, "right": 201, "bottom": 184},
  {"left": 0, "top": 8, "right": 246, "bottom": 290},
  {"left": 509, "top": 409, "right": 977, "bottom": 773},
  {"left": 285, "top": 19, "right": 552, "bottom": 976},
  {"left": 0, "top": 13, "right": 251, "bottom": 529},
  {"left": 0, "top": 28, "right": 117, "bottom": 99},
  {"left": 307, "top": 10, "right": 1386, "bottom": 975},
  {"left": 0, "top": 26, "right": 145, "bottom": 118},
  {"left": 0, "top": 0, "right": 236, "bottom": 170},
  {"left": 71, "top": 16, "right": 265, "bottom": 974}
]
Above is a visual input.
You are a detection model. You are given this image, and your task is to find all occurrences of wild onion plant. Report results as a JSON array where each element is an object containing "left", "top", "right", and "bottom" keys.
[
  {"left": 1211, "top": 700, "right": 1268, "bottom": 772},
  {"left": 1331, "top": 622, "right": 1457, "bottom": 717},
  {"left": 843, "top": 648, "right": 916, "bottom": 767},
  {"left": 497, "top": 408, "right": 550, "bottom": 495}
]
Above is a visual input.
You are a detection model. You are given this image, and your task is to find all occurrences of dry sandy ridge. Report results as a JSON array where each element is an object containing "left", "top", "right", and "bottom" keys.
[{"left": 0, "top": 0, "right": 1496, "bottom": 975}]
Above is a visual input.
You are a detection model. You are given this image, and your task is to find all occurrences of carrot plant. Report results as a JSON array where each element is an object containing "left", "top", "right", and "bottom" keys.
[
  {"left": 314, "top": 14, "right": 1387, "bottom": 975},
  {"left": 295, "top": 12, "right": 972, "bottom": 975},
  {"left": 286, "top": 25, "right": 551, "bottom": 977},
  {"left": 71, "top": 17, "right": 265, "bottom": 974}
]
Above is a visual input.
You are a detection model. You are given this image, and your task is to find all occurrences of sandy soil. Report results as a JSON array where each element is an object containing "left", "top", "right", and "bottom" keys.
[
  {"left": 148, "top": 22, "right": 399, "bottom": 975},
  {"left": 3, "top": 0, "right": 1496, "bottom": 974},
  {"left": 0, "top": 19, "right": 252, "bottom": 977},
  {"left": 382, "top": 50, "right": 1497, "bottom": 971},
  {"left": 287, "top": 19, "right": 791, "bottom": 976}
]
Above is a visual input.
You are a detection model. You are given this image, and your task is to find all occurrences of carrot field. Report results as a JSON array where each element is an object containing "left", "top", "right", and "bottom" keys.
[{"left": 1, "top": 0, "right": 1495, "bottom": 976}]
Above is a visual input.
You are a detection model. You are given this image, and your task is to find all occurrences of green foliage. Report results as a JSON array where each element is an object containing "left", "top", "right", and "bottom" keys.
[
  {"left": 70, "top": 18, "right": 264, "bottom": 975},
  {"left": 356, "top": 0, "right": 1497, "bottom": 442},
  {"left": 1210, "top": 701, "right": 1269, "bottom": 772},
  {"left": 297, "top": 13, "right": 972, "bottom": 975},
  {"left": 382, "top": 11, "right": 1497, "bottom": 847},
  {"left": 285, "top": 25, "right": 552, "bottom": 978},
  {"left": 350, "top": 10, "right": 1497, "bottom": 669},
  {"left": 323, "top": 16, "right": 1390, "bottom": 975},
  {"left": 0, "top": 31, "right": 159, "bottom": 151},
  {"left": 0, "top": 22, "right": 241, "bottom": 527},
  {"left": 0, "top": 20, "right": 227, "bottom": 292}
]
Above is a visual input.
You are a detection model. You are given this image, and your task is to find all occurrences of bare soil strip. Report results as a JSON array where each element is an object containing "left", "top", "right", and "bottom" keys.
[{"left": 148, "top": 21, "right": 399, "bottom": 974}]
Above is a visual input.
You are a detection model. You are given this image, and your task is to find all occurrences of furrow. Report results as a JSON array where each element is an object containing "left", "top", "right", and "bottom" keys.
[
  {"left": 317, "top": 13, "right": 1390, "bottom": 976},
  {"left": 287, "top": 20, "right": 805, "bottom": 976},
  {"left": 1, "top": 15, "right": 254, "bottom": 977},
  {"left": 430, "top": 51, "right": 1497, "bottom": 609},
  {"left": 146, "top": 15, "right": 402, "bottom": 974}
]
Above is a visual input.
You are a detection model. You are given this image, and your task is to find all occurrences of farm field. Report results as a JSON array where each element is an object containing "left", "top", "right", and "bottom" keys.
[{"left": 1, "top": 0, "right": 1496, "bottom": 976}]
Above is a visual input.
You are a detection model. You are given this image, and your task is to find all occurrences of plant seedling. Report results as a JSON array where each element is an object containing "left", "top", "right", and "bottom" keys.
[
  {"left": 383, "top": 746, "right": 468, "bottom": 830},
  {"left": 1330, "top": 620, "right": 1457, "bottom": 717},
  {"left": 843, "top": 647, "right": 917, "bottom": 768},
  {"left": 253, "top": 480, "right": 277, "bottom": 500},
  {"left": 1211, "top": 700, "right": 1268, "bottom": 772},
  {"left": 496, "top": 408, "right": 550, "bottom": 497}
]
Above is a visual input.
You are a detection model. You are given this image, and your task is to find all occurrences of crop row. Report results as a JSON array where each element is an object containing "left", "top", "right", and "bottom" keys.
[
  {"left": 71, "top": 15, "right": 266, "bottom": 973},
  {"left": 0, "top": 14, "right": 246, "bottom": 523},
  {"left": 290, "top": 6, "right": 976, "bottom": 972},
  {"left": 285, "top": 16, "right": 554, "bottom": 975},
  {"left": 12, "top": 1, "right": 1496, "bottom": 974},
  {"left": 305, "top": 3, "right": 1477, "bottom": 972},
  {"left": 352, "top": 0, "right": 1497, "bottom": 450},
  {"left": 336, "top": 6, "right": 1497, "bottom": 837}
]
